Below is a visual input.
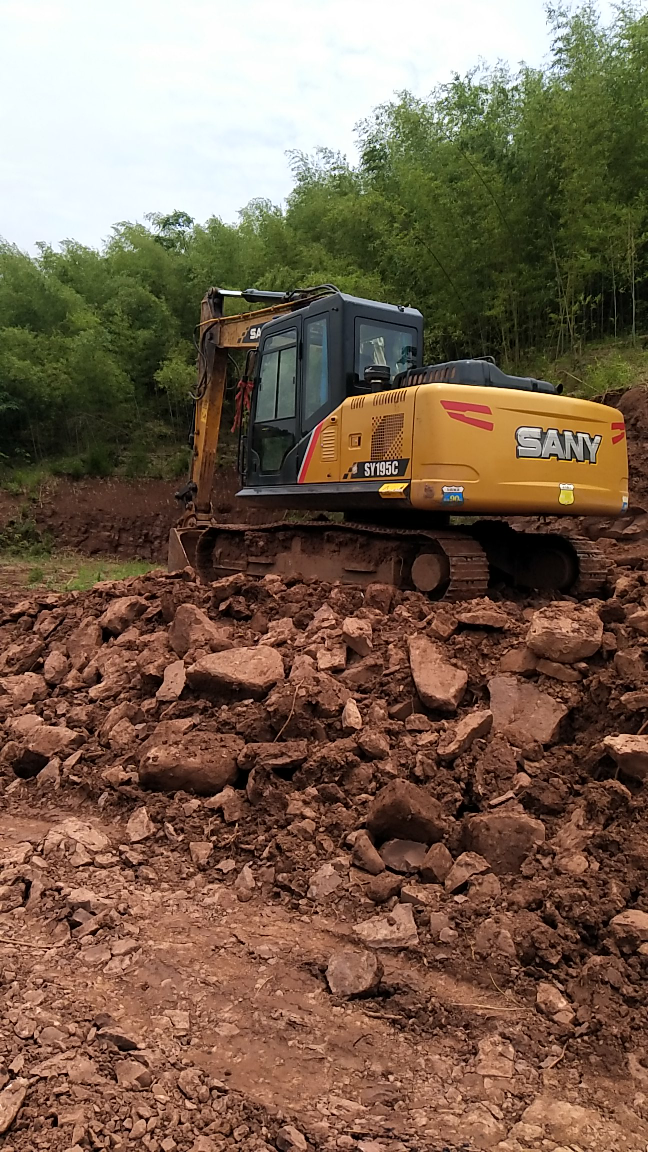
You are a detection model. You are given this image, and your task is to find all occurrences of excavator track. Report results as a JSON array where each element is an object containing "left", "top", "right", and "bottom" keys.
[
  {"left": 561, "top": 535, "right": 615, "bottom": 598},
  {"left": 178, "top": 519, "right": 611, "bottom": 601},
  {"left": 193, "top": 520, "right": 490, "bottom": 601}
]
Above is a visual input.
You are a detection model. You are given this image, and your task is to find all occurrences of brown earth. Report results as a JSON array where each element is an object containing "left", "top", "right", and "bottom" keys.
[
  {"left": 3, "top": 550, "right": 648, "bottom": 1150},
  {"left": 1, "top": 388, "right": 648, "bottom": 1151}
]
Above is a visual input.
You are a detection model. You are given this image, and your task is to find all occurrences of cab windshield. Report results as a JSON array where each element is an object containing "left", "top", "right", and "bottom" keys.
[{"left": 355, "top": 319, "right": 418, "bottom": 381}]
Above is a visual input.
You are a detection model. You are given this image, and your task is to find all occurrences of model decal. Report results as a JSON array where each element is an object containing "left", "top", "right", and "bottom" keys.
[
  {"left": 515, "top": 426, "right": 602, "bottom": 463},
  {"left": 349, "top": 459, "right": 410, "bottom": 479}
]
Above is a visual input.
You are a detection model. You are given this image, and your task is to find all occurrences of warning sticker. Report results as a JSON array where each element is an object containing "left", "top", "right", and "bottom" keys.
[
  {"left": 559, "top": 483, "right": 575, "bottom": 506},
  {"left": 442, "top": 485, "right": 465, "bottom": 505}
]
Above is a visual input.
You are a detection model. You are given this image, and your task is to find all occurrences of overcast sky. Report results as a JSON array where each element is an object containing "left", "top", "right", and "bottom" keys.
[{"left": 0, "top": 0, "right": 617, "bottom": 252}]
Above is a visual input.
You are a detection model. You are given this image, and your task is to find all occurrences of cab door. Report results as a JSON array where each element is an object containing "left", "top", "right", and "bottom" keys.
[{"left": 248, "top": 322, "right": 300, "bottom": 485}]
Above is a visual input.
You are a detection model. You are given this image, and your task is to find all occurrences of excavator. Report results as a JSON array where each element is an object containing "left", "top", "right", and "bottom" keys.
[{"left": 168, "top": 284, "right": 628, "bottom": 600}]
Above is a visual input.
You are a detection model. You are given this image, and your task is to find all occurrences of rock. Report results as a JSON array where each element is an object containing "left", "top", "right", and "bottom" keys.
[
  {"left": 189, "top": 842, "right": 213, "bottom": 869},
  {"left": 99, "top": 596, "right": 147, "bottom": 635},
  {"left": 444, "top": 851, "right": 490, "bottom": 892},
  {"left": 500, "top": 645, "right": 538, "bottom": 675},
  {"left": 526, "top": 603, "right": 603, "bottom": 663},
  {"left": 43, "top": 650, "right": 70, "bottom": 685},
  {"left": 407, "top": 634, "right": 467, "bottom": 712},
  {"left": 341, "top": 698, "right": 363, "bottom": 733},
  {"left": 0, "top": 1078, "right": 27, "bottom": 1135},
  {"left": 0, "top": 636, "right": 44, "bottom": 675},
  {"left": 114, "top": 1059, "right": 152, "bottom": 1089},
  {"left": 96, "top": 1023, "right": 140, "bottom": 1051},
  {"left": 342, "top": 616, "right": 373, "bottom": 657},
  {"left": 357, "top": 728, "right": 390, "bottom": 760},
  {"left": 473, "top": 918, "right": 516, "bottom": 958},
  {"left": 627, "top": 607, "right": 648, "bottom": 635},
  {"left": 48, "top": 818, "right": 110, "bottom": 854},
  {"left": 67, "top": 618, "right": 103, "bottom": 671},
  {"left": 156, "top": 659, "right": 186, "bottom": 702},
  {"left": 364, "top": 583, "right": 395, "bottom": 613},
  {"left": 326, "top": 949, "right": 383, "bottom": 998},
  {"left": 420, "top": 842, "right": 453, "bottom": 883},
  {"left": 365, "top": 873, "right": 403, "bottom": 903},
  {"left": 177, "top": 1067, "right": 204, "bottom": 1100},
  {"left": 126, "top": 807, "right": 156, "bottom": 843},
  {"left": 379, "top": 838, "right": 427, "bottom": 874},
  {"left": 488, "top": 675, "right": 568, "bottom": 746},
  {"left": 139, "top": 732, "right": 242, "bottom": 795},
  {"left": 0, "top": 671, "right": 48, "bottom": 705},
  {"left": 67, "top": 888, "right": 108, "bottom": 915},
  {"left": 610, "top": 909, "right": 648, "bottom": 950},
  {"left": 187, "top": 646, "right": 284, "bottom": 698},
  {"left": 476, "top": 1035, "right": 515, "bottom": 1078},
  {"left": 457, "top": 605, "right": 510, "bottom": 629},
  {"left": 259, "top": 616, "right": 296, "bottom": 646},
  {"left": 536, "top": 982, "right": 573, "bottom": 1019},
  {"left": 614, "top": 648, "right": 645, "bottom": 683},
  {"left": 317, "top": 642, "right": 347, "bottom": 673},
  {"left": 465, "top": 810, "right": 545, "bottom": 874},
  {"left": 428, "top": 912, "right": 454, "bottom": 942},
  {"left": 366, "top": 779, "right": 446, "bottom": 845},
  {"left": 521, "top": 1097, "right": 597, "bottom": 1143},
  {"left": 351, "top": 830, "right": 385, "bottom": 875},
  {"left": 307, "top": 862, "right": 343, "bottom": 900},
  {"left": 234, "top": 864, "right": 255, "bottom": 901},
  {"left": 437, "top": 710, "right": 493, "bottom": 761},
  {"left": 169, "top": 603, "right": 232, "bottom": 657},
  {"left": 9, "top": 723, "right": 84, "bottom": 778},
  {"left": 340, "top": 654, "right": 384, "bottom": 689},
  {"left": 603, "top": 734, "right": 648, "bottom": 782},
  {"left": 276, "top": 1126, "right": 308, "bottom": 1152},
  {"left": 354, "top": 902, "right": 419, "bottom": 949},
  {"left": 204, "top": 785, "right": 247, "bottom": 823},
  {"left": 535, "top": 657, "right": 582, "bottom": 682}
]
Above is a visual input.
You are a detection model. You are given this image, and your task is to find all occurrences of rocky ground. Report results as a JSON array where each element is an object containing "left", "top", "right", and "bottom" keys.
[{"left": 3, "top": 554, "right": 648, "bottom": 1151}]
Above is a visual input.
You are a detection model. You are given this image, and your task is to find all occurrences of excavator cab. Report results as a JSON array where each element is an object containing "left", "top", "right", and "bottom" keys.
[{"left": 243, "top": 292, "right": 423, "bottom": 489}]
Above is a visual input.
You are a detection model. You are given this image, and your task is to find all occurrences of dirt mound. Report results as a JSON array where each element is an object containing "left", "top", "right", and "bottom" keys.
[
  {"left": 3, "top": 554, "right": 648, "bottom": 1148},
  {"left": 617, "top": 387, "right": 648, "bottom": 508},
  {"left": 0, "top": 472, "right": 279, "bottom": 562}
]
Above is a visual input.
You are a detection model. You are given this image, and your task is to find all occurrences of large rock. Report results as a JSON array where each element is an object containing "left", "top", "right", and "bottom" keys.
[
  {"left": 139, "top": 732, "right": 243, "bottom": 796},
  {"left": 407, "top": 634, "right": 467, "bottom": 712},
  {"left": 187, "top": 647, "right": 284, "bottom": 698},
  {"left": 342, "top": 616, "right": 373, "bottom": 657},
  {"left": 420, "top": 842, "right": 453, "bottom": 883},
  {"left": 366, "top": 780, "right": 446, "bottom": 845},
  {"left": 43, "top": 650, "right": 69, "bottom": 686},
  {"left": 526, "top": 604, "right": 603, "bottom": 664},
  {"left": 437, "top": 710, "right": 493, "bottom": 761},
  {"left": 99, "top": 596, "right": 148, "bottom": 636},
  {"left": 444, "top": 851, "right": 490, "bottom": 893},
  {"left": 603, "top": 734, "right": 648, "bottom": 782},
  {"left": 168, "top": 603, "right": 232, "bottom": 657},
  {"left": 488, "top": 675, "right": 568, "bottom": 746},
  {"left": 0, "top": 637, "right": 44, "bottom": 675},
  {"left": 326, "top": 949, "right": 382, "bottom": 998},
  {"left": 379, "top": 839, "right": 427, "bottom": 874},
  {"left": 67, "top": 618, "right": 103, "bottom": 670},
  {"left": 610, "top": 909, "right": 648, "bottom": 950},
  {"left": 465, "top": 810, "right": 545, "bottom": 874},
  {"left": 354, "top": 903, "right": 419, "bottom": 949},
  {"left": 9, "top": 725, "right": 84, "bottom": 779},
  {"left": 0, "top": 672, "right": 47, "bottom": 705},
  {"left": 0, "top": 1079, "right": 27, "bottom": 1135}
]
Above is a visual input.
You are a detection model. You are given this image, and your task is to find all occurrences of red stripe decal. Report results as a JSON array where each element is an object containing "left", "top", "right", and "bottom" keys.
[
  {"left": 440, "top": 399, "right": 494, "bottom": 430},
  {"left": 298, "top": 421, "right": 324, "bottom": 483},
  {"left": 611, "top": 421, "right": 626, "bottom": 445},
  {"left": 441, "top": 401, "right": 492, "bottom": 415}
]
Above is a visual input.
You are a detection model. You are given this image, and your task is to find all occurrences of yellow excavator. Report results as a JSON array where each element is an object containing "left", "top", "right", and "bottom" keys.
[{"left": 169, "top": 285, "right": 628, "bottom": 600}]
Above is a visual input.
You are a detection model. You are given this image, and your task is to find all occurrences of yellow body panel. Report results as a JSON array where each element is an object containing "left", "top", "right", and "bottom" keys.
[{"left": 298, "top": 382, "right": 628, "bottom": 517}]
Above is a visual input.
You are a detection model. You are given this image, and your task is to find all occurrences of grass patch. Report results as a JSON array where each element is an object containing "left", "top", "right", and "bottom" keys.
[{"left": 0, "top": 551, "right": 155, "bottom": 592}]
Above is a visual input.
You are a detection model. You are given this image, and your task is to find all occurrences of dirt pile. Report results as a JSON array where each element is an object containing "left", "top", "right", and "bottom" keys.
[{"left": 3, "top": 561, "right": 648, "bottom": 1148}]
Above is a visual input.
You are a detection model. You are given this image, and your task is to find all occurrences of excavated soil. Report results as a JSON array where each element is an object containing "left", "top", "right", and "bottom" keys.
[
  {"left": 2, "top": 388, "right": 648, "bottom": 1151},
  {"left": 3, "top": 549, "right": 648, "bottom": 1151}
]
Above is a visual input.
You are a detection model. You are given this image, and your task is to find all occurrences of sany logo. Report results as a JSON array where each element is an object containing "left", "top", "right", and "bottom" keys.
[{"left": 516, "top": 426, "right": 602, "bottom": 464}]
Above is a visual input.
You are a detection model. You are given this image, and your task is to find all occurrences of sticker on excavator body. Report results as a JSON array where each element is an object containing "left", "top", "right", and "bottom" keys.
[
  {"left": 559, "top": 483, "right": 575, "bottom": 506},
  {"left": 351, "top": 458, "right": 409, "bottom": 479},
  {"left": 442, "top": 485, "right": 464, "bottom": 504}
]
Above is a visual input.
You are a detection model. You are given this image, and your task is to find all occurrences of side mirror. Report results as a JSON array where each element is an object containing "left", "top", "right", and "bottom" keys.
[{"left": 364, "top": 364, "right": 391, "bottom": 388}]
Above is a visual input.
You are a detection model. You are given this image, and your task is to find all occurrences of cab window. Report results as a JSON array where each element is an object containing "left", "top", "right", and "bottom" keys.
[
  {"left": 255, "top": 329, "right": 298, "bottom": 422},
  {"left": 303, "top": 316, "right": 329, "bottom": 423},
  {"left": 355, "top": 320, "right": 418, "bottom": 381}
]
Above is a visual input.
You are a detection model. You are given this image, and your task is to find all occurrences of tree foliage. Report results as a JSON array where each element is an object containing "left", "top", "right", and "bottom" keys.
[{"left": 1, "top": 3, "right": 647, "bottom": 464}]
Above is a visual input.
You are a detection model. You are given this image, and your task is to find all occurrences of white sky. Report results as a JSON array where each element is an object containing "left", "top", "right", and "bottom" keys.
[{"left": 0, "top": 0, "right": 617, "bottom": 252}]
